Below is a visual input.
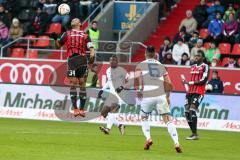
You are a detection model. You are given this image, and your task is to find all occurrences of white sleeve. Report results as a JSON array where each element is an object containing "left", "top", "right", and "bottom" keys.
[
  {"left": 102, "top": 80, "right": 110, "bottom": 91},
  {"left": 172, "top": 45, "right": 177, "bottom": 60},
  {"left": 102, "top": 68, "right": 110, "bottom": 91}
]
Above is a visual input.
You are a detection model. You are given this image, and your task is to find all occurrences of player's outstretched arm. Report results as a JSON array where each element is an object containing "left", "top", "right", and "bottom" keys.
[{"left": 50, "top": 32, "right": 66, "bottom": 49}]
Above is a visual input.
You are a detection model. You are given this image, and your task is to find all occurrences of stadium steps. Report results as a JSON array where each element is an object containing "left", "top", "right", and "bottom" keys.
[{"left": 131, "top": 0, "right": 200, "bottom": 62}]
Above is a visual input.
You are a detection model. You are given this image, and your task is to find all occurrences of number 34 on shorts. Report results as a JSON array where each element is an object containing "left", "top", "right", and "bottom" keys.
[{"left": 68, "top": 70, "right": 76, "bottom": 77}]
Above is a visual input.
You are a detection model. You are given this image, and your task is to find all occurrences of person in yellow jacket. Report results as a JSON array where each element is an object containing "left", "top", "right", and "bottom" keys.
[{"left": 87, "top": 21, "right": 100, "bottom": 50}]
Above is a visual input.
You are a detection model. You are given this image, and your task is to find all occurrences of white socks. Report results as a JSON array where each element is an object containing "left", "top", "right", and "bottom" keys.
[
  {"left": 166, "top": 121, "right": 179, "bottom": 145},
  {"left": 106, "top": 113, "right": 119, "bottom": 129},
  {"left": 142, "top": 120, "right": 151, "bottom": 140}
]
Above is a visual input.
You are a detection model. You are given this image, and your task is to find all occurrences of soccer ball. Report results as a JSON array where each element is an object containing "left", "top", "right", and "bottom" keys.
[{"left": 58, "top": 3, "right": 70, "bottom": 15}]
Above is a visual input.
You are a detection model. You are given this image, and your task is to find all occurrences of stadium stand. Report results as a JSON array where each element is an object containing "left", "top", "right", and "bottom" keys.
[{"left": 131, "top": 0, "right": 240, "bottom": 68}]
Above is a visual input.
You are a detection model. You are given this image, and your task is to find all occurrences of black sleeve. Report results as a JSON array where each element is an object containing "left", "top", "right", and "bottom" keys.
[
  {"left": 59, "top": 32, "right": 67, "bottom": 45},
  {"left": 194, "top": 64, "right": 210, "bottom": 85}
]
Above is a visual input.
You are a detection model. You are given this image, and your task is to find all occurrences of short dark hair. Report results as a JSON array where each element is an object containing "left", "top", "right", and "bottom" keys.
[
  {"left": 146, "top": 46, "right": 155, "bottom": 58},
  {"left": 92, "top": 21, "right": 98, "bottom": 24},
  {"left": 110, "top": 55, "right": 118, "bottom": 59},
  {"left": 197, "top": 50, "right": 205, "bottom": 58},
  {"left": 182, "top": 53, "right": 189, "bottom": 57}
]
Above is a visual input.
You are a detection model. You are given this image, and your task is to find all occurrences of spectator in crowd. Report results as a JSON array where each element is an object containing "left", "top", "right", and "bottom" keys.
[
  {"left": 223, "top": 4, "right": 235, "bottom": 21},
  {"left": 158, "top": 36, "right": 172, "bottom": 62},
  {"left": 224, "top": 57, "right": 239, "bottom": 68},
  {"left": 206, "top": 11, "right": 224, "bottom": 45},
  {"left": 29, "top": 7, "right": 48, "bottom": 36},
  {"left": 206, "top": 70, "right": 224, "bottom": 93},
  {"left": 220, "top": 0, "right": 240, "bottom": 8},
  {"left": 190, "top": 39, "right": 206, "bottom": 62},
  {"left": 52, "top": 0, "right": 73, "bottom": 28},
  {"left": 222, "top": 13, "right": 238, "bottom": 45},
  {"left": 237, "top": 58, "right": 240, "bottom": 67},
  {"left": 206, "top": 41, "right": 220, "bottom": 63},
  {"left": 235, "top": 7, "right": 240, "bottom": 22},
  {"left": 36, "top": 0, "right": 47, "bottom": 9},
  {"left": 173, "top": 26, "right": 191, "bottom": 44},
  {"left": 234, "top": 8, "right": 240, "bottom": 43},
  {"left": 189, "top": 31, "right": 200, "bottom": 49},
  {"left": 177, "top": 53, "right": 190, "bottom": 66},
  {"left": 0, "top": 4, "right": 10, "bottom": 28},
  {"left": 162, "top": 52, "right": 176, "bottom": 65},
  {"left": 211, "top": 57, "right": 220, "bottom": 67},
  {"left": 172, "top": 37, "right": 190, "bottom": 62},
  {"left": 9, "top": 18, "right": 23, "bottom": 40},
  {"left": 0, "top": 20, "right": 9, "bottom": 47},
  {"left": 193, "top": 0, "right": 208, "bottom": 29},
  {"left": 86, "top": 21, "right": 100, "bottom": 50},
  {"left": 164, "top": 0, "right": 177, "bottom": 11},
  {"left": 79, "top": 0, "right": 99, "bottom": 19},
  {"left": 43, "top": 0, "right": 57, "bottom": 21},
  {"left": 203, "top": 0, "right": 224, "bottom": 28},
  {"left": 179, "top": 10, "right": 197, "bottom": 34}
]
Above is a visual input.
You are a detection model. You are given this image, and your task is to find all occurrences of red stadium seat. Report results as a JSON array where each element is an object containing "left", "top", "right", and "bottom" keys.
[
  {"left": 218, "top": 43, "right": 231, "bottom": 55},
  {"left": 231, "top": 44, "right": 240, "bottom": 55},
  {"left": 35, "top": 36, "right": 50, "bottom": 48},
  {"left": 25, "top": 35, "right": 37, "bottom": 45},
  {"left": 27, "top": 50, "right": 38, "bottom": 58},
  {"left": 199, "top": 28, "right": 209, "bottom": 39},
  {"left": 204, "top": 42, "right": 211, "bottom": 50},
  {"left": 221, "top": 57, "right": 229, "bottom": 66},
  {"left": 11, "top": 48, "right": 25, "bottom": 58},
  {"left": 45, "top": 23, "right": 62, "bottom": 35}
]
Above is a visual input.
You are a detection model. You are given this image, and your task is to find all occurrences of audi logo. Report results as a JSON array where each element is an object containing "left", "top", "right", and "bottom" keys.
[{"left": 0, "top": 63, "right": 57, "bottom": 84}]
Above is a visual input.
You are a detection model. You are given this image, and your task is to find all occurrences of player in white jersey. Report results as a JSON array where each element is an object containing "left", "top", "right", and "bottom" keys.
[
  {"left": 134, "top": 46, "right": 182, "bottom": 152},
  {"left": 97, "top": 55, "right": 129, "bottom": 135}
]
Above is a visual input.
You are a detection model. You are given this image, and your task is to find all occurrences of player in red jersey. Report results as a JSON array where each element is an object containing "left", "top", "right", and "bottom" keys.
[
  {"left": 51, "top": 18, "right": 95, "bottom": 117},
  {"left": 182, "top": 50, "right": 209, "bottom": 140}
]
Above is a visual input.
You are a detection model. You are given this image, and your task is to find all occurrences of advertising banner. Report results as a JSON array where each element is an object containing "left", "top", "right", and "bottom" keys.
[
  {"left": 0, "top": 84, "right": 240, "bottom": 132},
  {"left": 0, "top": 59, "right": 240, "bottom": 94},
  {"left": 113, "top": 1, "right": 150, "bottom": 30}
]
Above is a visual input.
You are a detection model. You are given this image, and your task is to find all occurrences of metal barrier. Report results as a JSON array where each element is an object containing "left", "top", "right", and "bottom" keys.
[
  {"left": 83, "top": 0, "right": 108, "bottom": 30},
  {"left": 0, "top": 37, "right": 146, "bottom": 63}
]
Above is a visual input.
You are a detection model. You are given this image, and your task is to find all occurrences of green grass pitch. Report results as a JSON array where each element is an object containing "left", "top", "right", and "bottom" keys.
[{"left": 0, "top": 118, "right": 240, "bottom": 160}]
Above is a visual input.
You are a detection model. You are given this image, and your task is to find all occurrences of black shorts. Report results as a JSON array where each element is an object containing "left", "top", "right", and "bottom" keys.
[
  {"left": 185, "top": 93, "right": 204, "bottom": 111},
  {"left": 67, "top": 54, "right": 88, "bottom": 78}
]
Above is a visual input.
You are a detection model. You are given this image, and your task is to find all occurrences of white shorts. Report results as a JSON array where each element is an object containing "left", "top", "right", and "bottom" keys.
[{"left": 138, "top": 95, "right": 171, "bottom": 116}]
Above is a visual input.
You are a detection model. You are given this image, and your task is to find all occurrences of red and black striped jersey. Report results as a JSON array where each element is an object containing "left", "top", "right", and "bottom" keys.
[
  {"left": 188, "top": 63, "right": 209, "bottom": 95},
  {"left": 59, "top": 29, "right": 93, "bottom": 57}
]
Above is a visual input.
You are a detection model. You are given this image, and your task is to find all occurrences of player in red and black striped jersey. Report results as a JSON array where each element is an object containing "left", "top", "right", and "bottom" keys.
[
  {"left": 182, "top": 50, "right": 209, "bottom": 140},
  {"left": 51, "top": 18, "right": 95, "bottom": 117}
]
